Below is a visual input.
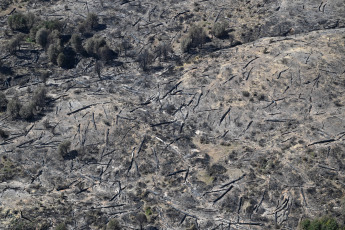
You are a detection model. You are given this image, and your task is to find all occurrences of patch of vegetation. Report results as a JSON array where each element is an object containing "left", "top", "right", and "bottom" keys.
[
  {"left": 212, "top": 21, "right": 228, "bottom": 38},
  {"left": 299, "top": 216, "right": 344, "bottom": 230},
  {"left": 19, "top": 102, "right": 35, "bottom": 121},
  {"left": 0, "top": 92, "right": 8, "bottom": 112},
  {"left": 78, "top": 13, "right": 100, "bottom": 35},
  {"left": 8, "top": 12, "right": 35, "bottom": 32},
  {"left": 181, "top": 24, "right": 207, "bottom": 53},
  {"left": 106, "top": 219, "right": 122, "bottom": 230},
  {"left": 55, "top": 223, "right": 67, "bottom": 230},
  {"left": 71, "top": 33, "right": 85, "bottom": 54},
  {"left": 8, "top": 33, "right": 25, "bottom": 54},
  {"left": 58, "top": 141, "right": 71, "bottom": 159},
  {"left": 7, "top": 97, "right": 22, "bottom": 119},
  {"left": 84, "top": 36, "right": 115, "bottom": 61},
  {"left": 0, "top": 156, "right": 22, "bottom": 182},
  {"left": 137, "top": 49, "right": 153, "bottom": 71}
]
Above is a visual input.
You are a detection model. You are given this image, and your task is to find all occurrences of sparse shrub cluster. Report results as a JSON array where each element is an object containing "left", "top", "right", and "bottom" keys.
[
  {"left": 8, "top": 12, "right": 35, "bottom": 32},
  {"left": 78, "top": 13, "right": 100, "bottom": 35},
  {"left": 6, "top": 87, "right": 48, "bottom": 121},
  {"left": 181, "top": 24, "right": 207, "bottom": 53},
  {"left": 299, "top": 217, "right": 344, "bottom": 230},
  {"left": 212, "top": 21, "right": 228, "bottom": 38},
  {"left": 137, "top": 49, "right": 153, "bottom": 71},
  {"left": 8, "top": 33, "right": 25, "bottom": 54},
  {"left": 84, "top": 36, "right": 115, "bottom": 61},
  {"left": 0, "top": 92, "right": 8, "bottom": 112},
  {"left": 58, "top": 141, "right": 71, "bottom": 159}
]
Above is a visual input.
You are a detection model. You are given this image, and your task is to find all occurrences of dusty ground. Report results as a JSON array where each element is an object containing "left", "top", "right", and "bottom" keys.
[{"left": 0, "top": 0, "right": 345, "bottom": 229}]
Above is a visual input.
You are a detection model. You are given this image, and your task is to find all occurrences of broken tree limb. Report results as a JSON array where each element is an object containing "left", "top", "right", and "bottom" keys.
[
  {"left": 67, "top": 104, "right": 97, "bottom": 116},
  {"left": 243, "top": 57, "right": 259, "bottom": 69},
  {"left": 219, "top": 107, "right": 231, "bottom": 125},
  {"left": 277, "top": 68, "right": 289, "bottom": 79},
  {"left": 162, "top": 81, "right": 182, "bottom": 99},
  {"left": 220, "top": 174, "right": 246, "bottom": 188},
  {"left": 307, "top": 139, "right": 336, "bottom": 146},
  {"left": 193, "top": 92, "right": 203, "bottom": 111},
  {"left": 213, "top": 185, "right": 233, "bottom": 204},
  {"left": 167, "top": 169, "right": 187, "bottom": 177},
  {"left": 246, "top": 67, "right": 254, "bottom": 80},
  {"left": 150, "top": 120, "right": 176, "bottom": 127}
]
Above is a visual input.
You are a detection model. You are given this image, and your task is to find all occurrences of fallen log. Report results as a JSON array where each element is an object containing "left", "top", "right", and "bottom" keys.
[
  {"left": 220, "top": 174, "right": 246, "bottom": 188},
  {"left": 219, "top": 107, "right": 231, "bottom": 125},
  {"left": 67, "top": 104, "right": 97, "bottom": 116},
  {"left": 213, "top": 185, "right": 233, "bottom": 204},
  {"left": 308, "top": 139, "right": 335, "bottom": 146}
]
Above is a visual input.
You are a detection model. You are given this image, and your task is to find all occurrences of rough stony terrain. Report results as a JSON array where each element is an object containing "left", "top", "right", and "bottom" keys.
[{"left": 0, "top": 0, "right": 345, "bottom": 229}]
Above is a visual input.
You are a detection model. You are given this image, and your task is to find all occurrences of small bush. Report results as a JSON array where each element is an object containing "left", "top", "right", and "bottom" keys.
[
  {"left": 85, "top": 13, "right": 99, "bottom": 30},
  {"left": 58, "top": 141, "right": 71, "bottom": 159},
  {"left": 137, "top": 49, "right": 153, "bottom": 71},
  {"left": 41, "top": 20, "right": 63, "bottom": 32},
  {"left": 181, "top": 37, "right": 192, "bottom": 53},
  {"left": 19, "top": 103, "right": 35, "bottom": 121},
  {"left": 181, "top": 24, "right": 207, "bottom": 53},
  {"left": 0, "top": 128, "right": 9, "bottom": 139},
  {"left": 8, "top": 34, "right": 25, "bottom": 54},
  {"left": 71, "top": 33, "right": 84, "bottom": 54},
  {"left": 212, "top": 21, "right": 228, "bottom": 38},
  {"left": 300, "top": 217, "right": 341, "bottom": 230},
  {"left": 0, "top": 92, "right": 8, "bottom": 112},
  {"left": 32, "top": 87, "right": 47, "bottom": 108},
  {"left": 7, "top": 98, "right": 22, "bottom": 119},
  {"left": 155, "top": 42, "right": 172, "bottom": 61},
  {"left": 85, "top": 36, "right": 106, "bottom": 56},
  {"left": 84, "top": 36, "right": 114, "bottom": 61},
  {"left": 106, "top": 219, "right": 121, "bottom": 230},
  {"left": 98, "top": 45, "right": 114, "bottom": 61},
  {"left": 48, "top": 30, "right": 61, "bottom": 46},
  {"left": 8, "top": 13, "right": 35, "bottom": 32},
  {"left": 78, "top": 13, "right": 99, "bottom": 35},
  {"left": 57, "top": 52, "right": 67, "bottom": 68},
  {"left": 47, "top": 42, "right": 62, "bottom": 64},
  {"left": 55, "top": 223, "right": 67, "bottom": 230},
  {"left": 36, "top": 28, "right": 50, "bottom": 48}
]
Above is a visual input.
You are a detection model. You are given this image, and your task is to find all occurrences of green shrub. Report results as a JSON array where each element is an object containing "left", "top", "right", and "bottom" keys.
[
  {"left": 137, "top": 49, "right": 153, "bottom": 71},
  {"left": 32, "top": 87, "right": 47, "bottom": 108},
  {"left": 8, "top": 34, "right": 25, "bottom": 54},
  {"left": 85, "top": 36, "right": 106, "bottom": 56},
  {"left": 0, "top": 128, "right": 9, "bottom": 139},
  {"left": 48, "top": 30, "right": 61, "bottom": 46},
  {"left": 85, "top": 13, "right": 99, "bottom": 30},
  {"left": 212, "top": 21, "right": 228, "bottom": 38},
  {"left": 41, "top": 20, "right": 63, "bottom": 32},
  {"left": 0, "top": 92, "right": 8, "bottom": 112},
  {"left": 19, "top": 103, "right": 35, "bottom": 121},
  {"left": 98, "top": 45, "right": 114, "bottom": 61},
  {"left": 300, "top": 217, "right": 341, "bottom": 230},
  {"left": 181, "top": 24, "right": 207, "bottom": 53},
  {"left": 36, "top": 28, "right": 50, "bottom": 48},
  {"left": 181, "top": 37, "right": 192, "bottom": 53},
  {"left": 57, "top": 52, "right": 67, "bottom": 68},
  {"left": 7, "top": 98, "right": 22, "bottom": 119},
  {"left": 84, "top": 36, "right": 114, "bottom": 60},
  {"left": 58, "top": 141, "right": 71, "bottom": 159},
  {"left": 71, "top": 33, "right": 84, "bottom": 54},
  {"left": 8, "top": 13, "right": 35, "bottom": 32},
  {"left": 47, "top": 42, "right": 62, "bottom": 64},
  {"left": 106, "top": 219, "right": 121, "bottom": 230},
  {"left": 78, "top": 13, "right": 99, "bottom": 35},
  {"left": 55, "top": 223, "right": 67, "bottom": 230}
]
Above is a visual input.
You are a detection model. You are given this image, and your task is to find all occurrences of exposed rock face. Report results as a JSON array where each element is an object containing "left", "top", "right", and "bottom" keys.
[{"left": 0, "top": 0, "right": 345, "bottom": 229}]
